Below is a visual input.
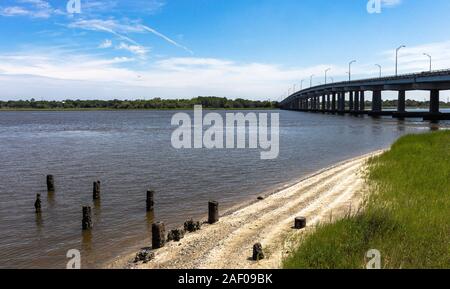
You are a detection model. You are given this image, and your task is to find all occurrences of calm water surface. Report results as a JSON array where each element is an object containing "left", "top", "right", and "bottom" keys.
[{"left": 0, "top": 110, "right": 448, "bottom": 268}]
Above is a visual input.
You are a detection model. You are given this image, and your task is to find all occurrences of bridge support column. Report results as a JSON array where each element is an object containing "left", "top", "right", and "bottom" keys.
[
  {"left": 372, "top": 91, "right": 382, "bottom": 112},
  {"left": 354, "top": 91, "right": 360, "bottom": 112},
  {"left": 349, "top": 92, "right": 354, "bottom": 111},
  {"left": 338, "top": 93, "right": 342, "bottom": 112},
  {"left": 316, "top": 96, "right": 320, "bottom": 110},
  {"left": 398, "top": 90, "right": 406, "bottom": 113},
  {"left": 326, "top": 94, "right": 331, "bottom": 111},
  {"left": 331, "top": 92, "right": 336, "bottom": 113},
  {"left": 430, "top": 89, "right": 440, "bottom": 114},
  {"left": 339, "top": 92, "right": 345, "bottom": 113},
  {"left": 360, "top": 91, "right": 365, "bottom": 111},
  {"left": 322, "top": 95, "right": 326, "bottom": 111}
]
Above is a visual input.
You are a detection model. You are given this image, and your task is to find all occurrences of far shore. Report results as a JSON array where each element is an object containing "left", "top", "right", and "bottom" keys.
[
  {"left": 0, "top": 107, "right": 280, "bottom": 112},
  {"left": 107, "top": 150, "right": 382, "bottom": 269}
]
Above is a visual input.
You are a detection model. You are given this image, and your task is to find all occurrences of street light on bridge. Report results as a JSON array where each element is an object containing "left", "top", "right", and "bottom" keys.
[
  {"left": 395, "top": 45, "right": 406, "bottom": 76},
  {"left": 325, "top": 68, "right": 331, "bottom": 84},
  {"left": 300, "top": 79, "right": 305, "bottom": 90},
  {"left": 348, "top": 60, "right": 356, "bottom": 81},
  {"left": 310, "top": 74, "right": 315, "bottom": 87},
  {"left": 423, "top": 53, "right": 432, "bottom": 72},
  {"left": 375, "top": 64, "right": 382, "bottom": 78}
]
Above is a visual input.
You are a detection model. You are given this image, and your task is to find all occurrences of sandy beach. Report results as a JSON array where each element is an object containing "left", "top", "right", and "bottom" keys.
[{"left": 108, "top": 151, "right": 382, "bottom": 269}]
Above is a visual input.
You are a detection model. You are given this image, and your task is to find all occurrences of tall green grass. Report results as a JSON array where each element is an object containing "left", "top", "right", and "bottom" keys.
[{"left": 284, "top": 131, "right": 450, "bottom": 269}]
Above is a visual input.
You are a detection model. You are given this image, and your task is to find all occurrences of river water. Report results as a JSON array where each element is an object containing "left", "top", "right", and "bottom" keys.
[{"left": 0, "top": 109, "right": 448, "bottom": 268}]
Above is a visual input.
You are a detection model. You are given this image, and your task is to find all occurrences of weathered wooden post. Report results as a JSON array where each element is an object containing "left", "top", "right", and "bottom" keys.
[
  {"left": 93, "top": 181, "right": 101, "bottom": 200},
  {"left": 82, "top": 206, "right": 92, "bottom": 230},
  {"left": 34, "top": 194, "right": 42, "bottom": 213},
  {"left": 146, "top": 190, "right": 154, "bottom": 212},
  {"left": 208, "top": 201, "right": 219, "bottom": 224},
  {"left": 46, "top": 175, "right": 55, "bottom": 192},
  {"left": 252, "top": 243, "right": 265, "bottom": 261},
  {"left": 152, "top": 222, "right": 166, "bottom": 249},
  {"left": 294, "top": 217, "right": 307, "bottom": 229}
]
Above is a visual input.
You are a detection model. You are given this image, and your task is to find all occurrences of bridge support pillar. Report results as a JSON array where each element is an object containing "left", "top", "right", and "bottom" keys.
[
  {"left": 331, "top": 93, "right": 336, "bottom": 112},
  {"left": 372, "top": 91, "right": 382, "bottom": 112},
  {"left": 339, "top": 92, "right": 345, "bottom": 113},
  {"left": 360, "top": 91, "right": 365, "bottom": 111},
  {"left": 398, "top": 90, "right": 406, "bottom": 113},
  {"left": 349, "top": 91, "right": 354, "bottom": 111},
  {"left": 354, "top": 91, "right": 360, "bottom": 112},
  {"left": 326, "top": 94, "right": 331, "bottom": 111},
  {"left": 430, "top": 89, "right": 440, "bottom": 114},
  {"left": 322, "top": 95, "right": 326, "bottom": 111}
]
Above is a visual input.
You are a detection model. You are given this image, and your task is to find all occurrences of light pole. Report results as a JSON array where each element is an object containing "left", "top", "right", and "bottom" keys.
[
  {"left": 329, "top": 77, "right": 334, "bottom": 83},
  {"left": 423, "top": 53, "right": 432, "bottom": 72},
  {"left": 395, "top": 45, "right": 406, "bottom": 76},
  {"left": 375, "top": 64, "right": 382, "bottom": 78},
  {"left": 300, "top": 79, "right": 305, "bottom": 90},
  {"left": 310, "top": 74, "right": 314, "bottom": 87},
  {"left": 348, "top": 60, "right": 356, "bottom": 81},
  {"left": 325, "top": 68, "right": 331, "bottom": 84}
]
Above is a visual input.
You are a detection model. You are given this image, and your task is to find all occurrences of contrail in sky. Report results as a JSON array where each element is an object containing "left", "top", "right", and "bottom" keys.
[{"left": 140, "top": 24, "right": 193, "bottom": 55}]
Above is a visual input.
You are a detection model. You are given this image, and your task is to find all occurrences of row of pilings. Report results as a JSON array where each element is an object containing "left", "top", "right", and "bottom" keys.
[{"left": 33, "top": 175, "right": 309, "bottom": 264}]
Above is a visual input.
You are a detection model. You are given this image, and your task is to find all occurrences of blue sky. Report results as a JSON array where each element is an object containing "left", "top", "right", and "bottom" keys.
[{"left": 1, "top": 0, "right": 450, "bottom": 101}]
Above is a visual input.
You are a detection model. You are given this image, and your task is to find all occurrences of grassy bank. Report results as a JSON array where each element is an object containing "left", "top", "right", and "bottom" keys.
[{"left": 284, "top": 131, "right": 450, "bottom": 269}]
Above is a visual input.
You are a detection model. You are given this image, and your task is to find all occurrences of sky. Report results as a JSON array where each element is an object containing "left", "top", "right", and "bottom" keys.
[{"left": 1, "top": 0, "right": 450, "bottom": 101}]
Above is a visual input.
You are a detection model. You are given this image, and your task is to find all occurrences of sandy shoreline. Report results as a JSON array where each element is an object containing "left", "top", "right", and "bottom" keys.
[{"left": 107, "top": 151, "right": 383, "bottom": 269}]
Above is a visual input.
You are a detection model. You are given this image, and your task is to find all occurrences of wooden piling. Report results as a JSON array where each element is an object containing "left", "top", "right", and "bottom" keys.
[
  {"left": 82, "top": 206, "right": 92, "bottom": 230},
  {"left": 208, "top": 201, "right": 219, "bottom": 224},
  {"left": 34, "top": 194, "right": 41, "bottom": 213},
  {"left": 93, "top": 181, "right": 101, "bottom": 200},
  {"left": 146, "top": 190, "right": 154, "bottom": 212},
  {"left": 152, "top": 222, "right": 166, "bottom": 249},
  {"left": 252, "top": 243, "right": 265, "bottom": 261},
  {"left": 294, "top": 217, "right": 307, "bottom": 229},
  {"left": 46, "top": 175, "right": 54, "bottom": 192}
]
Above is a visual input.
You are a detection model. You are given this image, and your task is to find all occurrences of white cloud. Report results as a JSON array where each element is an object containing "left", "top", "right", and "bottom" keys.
[
  {"left": 0, "top": 6, "right": 30, "bottom": 17},
  {"left": 98, "top": 39, "right": 113, "bottom": 49},
  {"left": 0, "top": 0, "right": 57, "bottom": 18},
  {"left": 68, "top": 18, "right": 192, "bottom": 54},
  {"left": 380, "top": 40, "right": 450, "bottom": 74},
  {"left": 1, "top": 39, "right": 450, "bottom": 101},
  {"left": 116, "top": 42, "right": 149, "bottom": 57},
  {"left": 381, "top": 0, "right": 402, "bottom": 8}
]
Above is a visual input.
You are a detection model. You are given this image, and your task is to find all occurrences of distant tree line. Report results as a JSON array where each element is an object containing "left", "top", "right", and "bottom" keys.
[
  {"left": 0, "top": 97, "right": 279, "bottom": 110},
  {"left": 381, "top": 99, "right": 450, "bottom": 108},
  {"left": 343, "top": 99, "right": 450, "bottom": 108}
]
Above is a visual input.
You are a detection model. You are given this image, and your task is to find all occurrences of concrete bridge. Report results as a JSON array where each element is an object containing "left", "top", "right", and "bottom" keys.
[{"left": 280, "top": 69, "right": 450, "bottom": 121}]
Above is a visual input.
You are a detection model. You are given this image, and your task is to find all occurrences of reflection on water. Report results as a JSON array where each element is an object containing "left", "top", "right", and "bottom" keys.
[{"left": 0, "top": 110, "right": 448, "bottom": 268}]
